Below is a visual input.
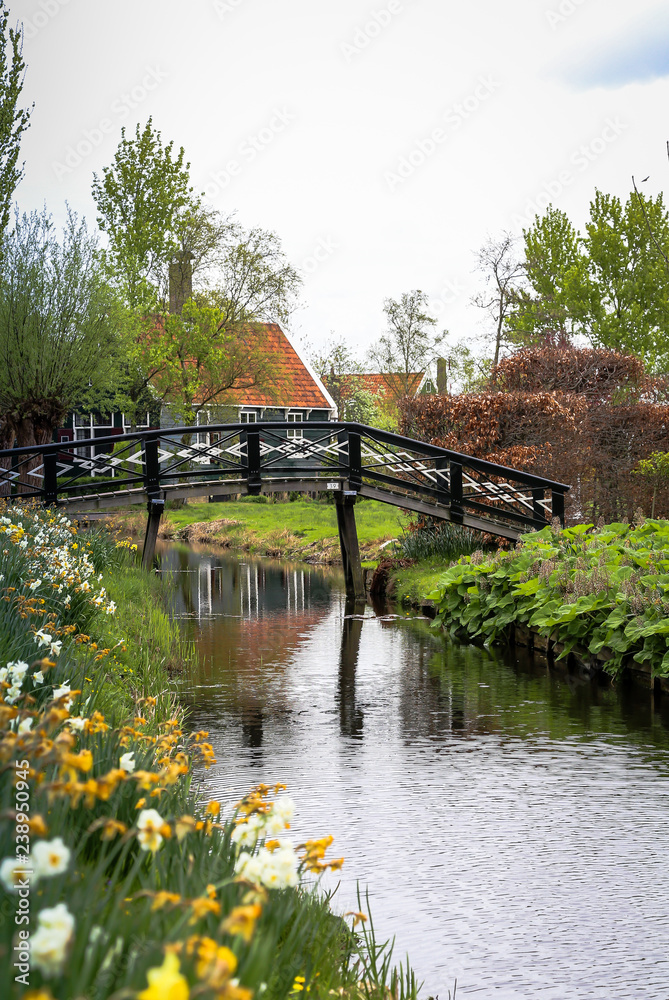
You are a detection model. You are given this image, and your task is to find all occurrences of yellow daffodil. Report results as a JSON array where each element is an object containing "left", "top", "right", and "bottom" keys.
[
  {"left": 221, "top": 904, "right": 262, "bottom": 943},
  {"left": 138, "top": 952, "right": 189, "bottom": 1000},
  {"left": 175, "top": 815, "right": 197, "bottom": 842},
  {"left": 194, "top": 941, "right": 237, "bottom": 985},
  {"left": 151, "top": 891, "right": 182, "bottom": 911},
  {"left": 188, "top": 896, "right": 221, "bottom": 924}
]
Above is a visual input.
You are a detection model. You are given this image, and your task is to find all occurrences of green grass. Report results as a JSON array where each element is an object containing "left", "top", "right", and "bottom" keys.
[
  {"left": 164, "top": 497, "right": 403, "bottom": 547},
  {"left": 391, "top": 562, "right": 452, "bottom": 606}
]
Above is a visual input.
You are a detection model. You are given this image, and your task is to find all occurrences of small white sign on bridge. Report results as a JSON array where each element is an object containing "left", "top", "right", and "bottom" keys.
[{"left": 326, "top": 482, "right": 340, "bottom": 489}]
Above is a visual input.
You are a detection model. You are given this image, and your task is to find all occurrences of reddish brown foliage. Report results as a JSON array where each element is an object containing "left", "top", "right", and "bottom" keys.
[
  {"left": 399, "top": 345, "right": 669, "bottom": 523},
  {"left": 491, "top": 344, "right": 645, "bottom": 399}
]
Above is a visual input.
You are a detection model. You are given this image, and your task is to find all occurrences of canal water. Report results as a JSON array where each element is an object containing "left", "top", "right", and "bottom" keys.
[{"left": 157, "top": 541, "right": 669, "bottom": 999}]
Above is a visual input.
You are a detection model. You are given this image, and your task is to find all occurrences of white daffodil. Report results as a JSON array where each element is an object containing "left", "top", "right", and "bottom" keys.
[
  {"left": 119, "top": 752, "right": 135, "bottom": 774},
  {"left": 32, "top": 670, "right": 45, "bottom": 685},
  {"left": 5, "top": 684, "right": 22, "bottom": 704},
  {"left": 265, "top": 795, "right": 295, "bottom": 834},
  {"left": 66, "top": 716, "right": 87, "bottom": 732},
  {"left": 231, "top": 811, "right": 266, "bottom": 847},
  {"left": 8, "top": 661, "right": 29, "bottom": 683},
  {"left": 30, "top": 903, "right": 75, "bottom": 977},
  {"left": 234, "top": 840, "right": 299, "bottom": 890},
  {"left": 52, "top": 683, "right": 71, "bottom": 702},
  {"left": 136, "top": 809, "right": 166, "bottom": 852},
  {"left": 29, "top": 579, "right": 41, "bottom": 591},
  {"left": 18, "top": 717, "right": 33, "bottom": 734},
  {"left": 33, "top": 838, "right": 71, "bottom": 878},
  {"left": 0, "top": 857, "right": 36, "bottom": 892}
]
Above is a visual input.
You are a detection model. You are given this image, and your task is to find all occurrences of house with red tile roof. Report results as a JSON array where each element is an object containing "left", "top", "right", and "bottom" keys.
[{"left": 160, "top": 322, "right": 338, "bottom": 438}]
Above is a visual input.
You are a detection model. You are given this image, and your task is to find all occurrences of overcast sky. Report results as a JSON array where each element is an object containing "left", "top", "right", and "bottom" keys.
[{"left": 13, "top": 0, "right": 669, "bottom": 363}]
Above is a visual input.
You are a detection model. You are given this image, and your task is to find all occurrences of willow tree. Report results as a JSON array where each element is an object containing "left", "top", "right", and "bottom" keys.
[{"left": 0, "top": 207, "right": 121, "bottom": 450}]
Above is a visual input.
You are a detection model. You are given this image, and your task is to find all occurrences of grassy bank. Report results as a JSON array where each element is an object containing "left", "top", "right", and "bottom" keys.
[
  {"left": 428, "top": 518, "right": 669, "bottom": 682},
  {"left": 0, "top": 503, "right": 421, "bottom": 1000},
  {"left": 114, "top": 496, "right": 404, "bottom": 564}
]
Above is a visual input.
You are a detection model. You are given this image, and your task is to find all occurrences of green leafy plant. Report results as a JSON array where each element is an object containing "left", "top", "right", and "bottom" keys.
[{"left": 429, "top": 519, "right": 669, "bottom": 678}]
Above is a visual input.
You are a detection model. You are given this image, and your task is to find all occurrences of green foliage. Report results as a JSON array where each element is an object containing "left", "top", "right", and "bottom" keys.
[
  {"left": 0, "top": 3, "right": 31, "bottom": 235},
  {"left": 398, "top": 520, "right": 491, "bottom": 562},
  {"left": 508, "top": 191, "right": 669, "bottom": 371},
  {"left": 633, "top": 450, "right": 669, "bottom": 518},
  {"left": 440, "top": 340, "right": 492, "bottom": 395},
  {"left": 92, "top": 118, "right": 194, "bottom": 309},
  {"left": 0, "top": 207, "right": 122, "bottom": 445},
  {"left": 429, "top": 519, "right": 669, "bottom": 678},
  {"left": 151, "top": 300, "right": 279, "bottom": 424}
]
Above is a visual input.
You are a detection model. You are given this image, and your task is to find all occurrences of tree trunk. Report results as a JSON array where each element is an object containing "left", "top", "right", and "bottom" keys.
[{"left": 0, "top": 419, "right": 15, "bottom": 497}]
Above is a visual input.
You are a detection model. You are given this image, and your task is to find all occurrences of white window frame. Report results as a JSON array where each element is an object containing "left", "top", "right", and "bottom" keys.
[
  {"left": 287, "top": 412, "right": 303, "bottom": 439},
  {"left": 240, "top": 411, "right": 257, "bottom": 424}
]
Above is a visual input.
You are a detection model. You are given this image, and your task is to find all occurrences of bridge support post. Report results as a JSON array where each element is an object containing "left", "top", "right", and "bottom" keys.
[
  {"left": 335, "top": 493, "right": 365, "bottom": 601},
  {"left": 142, "top": 498, "right": 165, "bottom": 570}
]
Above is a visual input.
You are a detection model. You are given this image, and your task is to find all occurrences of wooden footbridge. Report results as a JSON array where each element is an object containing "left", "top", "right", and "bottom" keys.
[{"left": 0, "top": 421, "right": 569, "bottom": 599}]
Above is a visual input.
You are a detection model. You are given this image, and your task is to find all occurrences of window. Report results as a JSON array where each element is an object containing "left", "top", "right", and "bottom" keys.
[
  {"left": 287, "top": 412, "right": 303, "bottom": 439},
  {"left": 240, "top": 411, "right": 257, "bottom": 424}
]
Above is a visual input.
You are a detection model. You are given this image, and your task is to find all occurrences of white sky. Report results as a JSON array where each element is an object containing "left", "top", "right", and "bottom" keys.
[{"left": 13, "top": 0, "right": 669, "bottom": 363}]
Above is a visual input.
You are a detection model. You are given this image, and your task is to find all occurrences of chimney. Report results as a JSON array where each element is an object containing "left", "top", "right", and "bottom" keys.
[
  {"left": 436, "top": 357, "right": 447, "bottom": 394},
  {"left": 169, "top": 252, "right": 194, "bottom": 314}
]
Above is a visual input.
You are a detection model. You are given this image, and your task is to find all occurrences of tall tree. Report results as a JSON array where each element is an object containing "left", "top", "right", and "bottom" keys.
[
  {"left": 507, "top": 193, "right": 669, "bottom": 371},
  {"left": 507, "top": 206, "right": 590, "bottom": 344},
  {"left": 584, "top": 189, "right": 669, "bottom": 367},
  {"left": 92, "top": 118, "right": 195, "bottom": 308},
  {"left": 472, "top": 233, "right": 525, "bottom": 366},
  {"left": 0, "top": 4, "right": 31, "bottom": 235},
  {"left": 0, "top": 208, "right": 121, "bottom": 450},
  {"left": 368, "top": 290, "right": 445, "bottom": 401}
]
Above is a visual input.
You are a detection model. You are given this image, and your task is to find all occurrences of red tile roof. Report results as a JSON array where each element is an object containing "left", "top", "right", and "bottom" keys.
[
  {"left": 222, "top": 324, "right": 334, "bottom": 409},
  {"left": 151, "top": 321, "right": 335, "bottom": 411}
]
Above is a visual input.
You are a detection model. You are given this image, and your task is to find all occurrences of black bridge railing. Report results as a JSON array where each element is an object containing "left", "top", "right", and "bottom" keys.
[{"left": 0, "top": 422, "right": 570, "bottom": 539}]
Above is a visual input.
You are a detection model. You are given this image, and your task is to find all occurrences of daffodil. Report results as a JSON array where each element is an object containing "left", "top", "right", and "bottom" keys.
[
  {"left": 30, "top": 903, "right": 75, "bottom": 977},
  {"left": 221, "top": 904, "right": 262, "bottom": 943},
  {"left": 33, "top": 837, "right": 71, "bottom": 878},
  {"left": 136, "top": 808, "right": 167, "bottom": 852},
  {"left": 0, "top": 857, "right": 37, "bottom": 892},
  {"left": 137, "top": 952, "right": 189, "bottom": 1000}
]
